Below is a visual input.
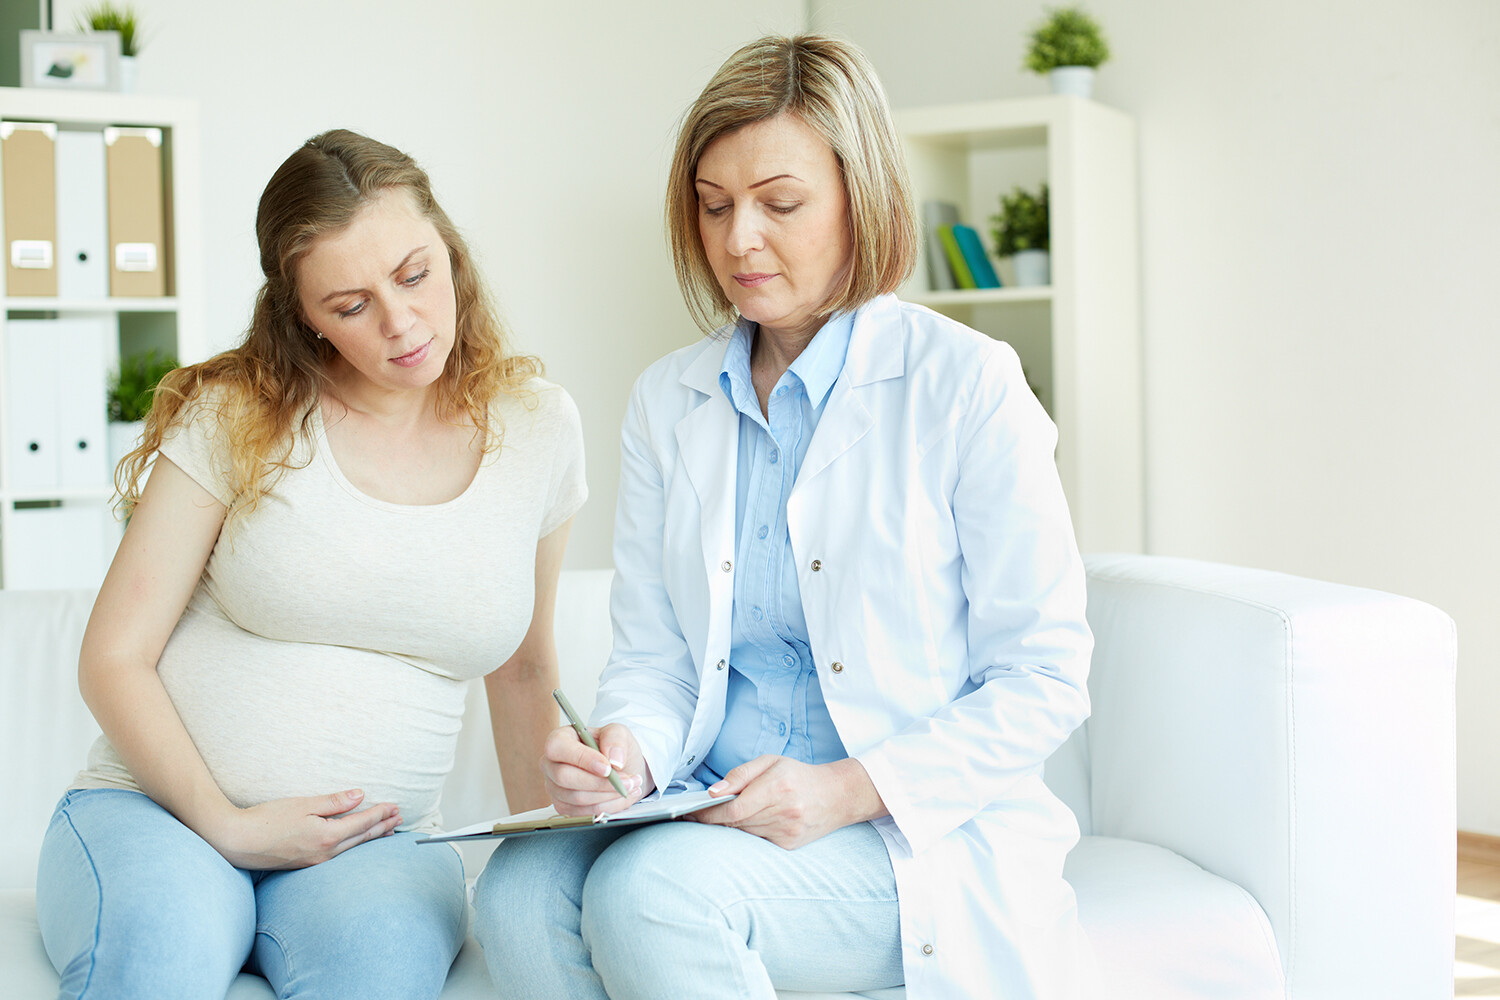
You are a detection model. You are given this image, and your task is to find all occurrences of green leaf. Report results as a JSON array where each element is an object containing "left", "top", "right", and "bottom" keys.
[
  {"left": 988, "top": 183, "right": 1050, "bottom": 257},
  {"left": 75, "top": 2, "right": 143, "bottom": 57},
  {"left": 108, "top": 349, "right": 178, "bottom": 423},
  {"left": 1024, "top": 6, "right": 1110, "bottom": 73}
]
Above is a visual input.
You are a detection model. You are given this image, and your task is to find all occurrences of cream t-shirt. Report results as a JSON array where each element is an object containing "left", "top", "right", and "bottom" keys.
[{"left": 72, "top": 378, "right": 586, "bottom": 833}]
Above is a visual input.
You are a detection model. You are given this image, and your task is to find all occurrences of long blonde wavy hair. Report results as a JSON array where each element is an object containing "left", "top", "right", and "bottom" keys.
[{"left": 116, "top": 129, "right": 539, "bottom": 523}]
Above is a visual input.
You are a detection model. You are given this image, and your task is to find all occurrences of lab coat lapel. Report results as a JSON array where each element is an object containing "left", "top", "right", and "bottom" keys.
[
  {"left": 675, "top": 339, "right": 738, "bottom": 589},
  {"left": 796, "top": 295, "right": 905, "bottom": 489}
]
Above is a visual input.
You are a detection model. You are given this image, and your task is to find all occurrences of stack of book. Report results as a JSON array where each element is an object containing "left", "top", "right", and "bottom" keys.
[{"left": 922, "top": 200, "right": 1002, "bottom": 291}]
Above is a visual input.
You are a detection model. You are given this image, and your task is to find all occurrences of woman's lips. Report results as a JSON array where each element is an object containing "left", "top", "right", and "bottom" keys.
[
  {"left": 733, "top": 273, "right": 776, "bottom": 288},
  {"left": 391, "top": 339, "right": 432, "bottom": 368}
]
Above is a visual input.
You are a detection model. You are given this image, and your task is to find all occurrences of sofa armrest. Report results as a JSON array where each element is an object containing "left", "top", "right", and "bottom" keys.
[{"left": 1082, "top": 554, "right": 1455, "bottom": 1000}]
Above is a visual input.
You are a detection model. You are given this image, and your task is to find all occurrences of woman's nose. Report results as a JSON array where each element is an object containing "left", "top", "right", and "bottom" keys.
[
  {"left": 382, "top": 296, "right": 417, "bottom": 337},
  {"left": 725, "top": 208, "right": 764, "bottom": 257}
]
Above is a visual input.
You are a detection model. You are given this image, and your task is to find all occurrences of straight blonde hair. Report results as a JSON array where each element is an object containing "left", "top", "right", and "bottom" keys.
[{"left": 666, "top": 34, "right": 918, "bottom": 333}]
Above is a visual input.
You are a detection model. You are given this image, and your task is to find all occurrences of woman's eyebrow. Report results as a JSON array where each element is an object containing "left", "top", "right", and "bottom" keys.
[
  {"left": 693, "top": 174, "right": 803, "bottom": 190},
  {"left": 319, "top": 246, "right": 429, "bottom": 303}
]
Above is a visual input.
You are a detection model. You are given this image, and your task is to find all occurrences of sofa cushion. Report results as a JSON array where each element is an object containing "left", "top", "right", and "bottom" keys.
[{"left": 1066, "top": 836, "right": 1284, "bottom": 999}]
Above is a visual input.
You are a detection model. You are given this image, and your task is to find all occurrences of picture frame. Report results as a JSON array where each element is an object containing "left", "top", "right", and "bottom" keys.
[{"left": 19, "top": 30, "right": 121, "bottom": 91}]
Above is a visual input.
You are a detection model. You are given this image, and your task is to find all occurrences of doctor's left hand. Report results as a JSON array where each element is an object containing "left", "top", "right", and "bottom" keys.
[{"left": 691, "top": 755, "right": 888, "bottom": 850}]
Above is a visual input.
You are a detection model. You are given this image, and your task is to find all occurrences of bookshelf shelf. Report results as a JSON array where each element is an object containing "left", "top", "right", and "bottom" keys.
[
  {"left": 896, "top": 95, "right": 1142, "bottom": 553},
  {"left": 907, "top": 286, "right": 1053, "bottom": 308},
  {"left": 5, "top": 297, "right": 179, "bottom": 313}
]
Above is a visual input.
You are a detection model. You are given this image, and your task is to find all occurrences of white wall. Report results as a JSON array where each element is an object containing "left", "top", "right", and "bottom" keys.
[
  {"left": 51, "top": 0, "right": 805, "bottom": 572},
  {"left": 812, "top": 0, "right": 1500, "bottom": 834}
]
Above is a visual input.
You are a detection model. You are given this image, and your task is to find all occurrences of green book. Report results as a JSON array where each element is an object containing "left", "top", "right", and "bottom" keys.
[{"left": 938, "top": 226, "right": 976, "bottom": 289}]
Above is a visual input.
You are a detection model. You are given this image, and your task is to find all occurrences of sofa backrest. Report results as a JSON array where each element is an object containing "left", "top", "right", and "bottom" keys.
[
  {"left": 1, "top": 566, "right": 1094, "bottom": 887},
  {"left": 0, "top": 571, "right": 618, "bottom": 889}
]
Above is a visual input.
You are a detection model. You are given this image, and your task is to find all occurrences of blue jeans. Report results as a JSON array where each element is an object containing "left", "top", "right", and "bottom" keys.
[
  {"left": 472, "top": 819, "right": 903, "bottom": 1000},
  {"left": 35, "top": 788, "right": 467, "bottom": 1000}
]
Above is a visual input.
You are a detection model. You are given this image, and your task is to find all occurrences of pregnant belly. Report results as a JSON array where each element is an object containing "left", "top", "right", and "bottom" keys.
[{"left": 155, "top": 605, "right": 466, "bottom": 831}]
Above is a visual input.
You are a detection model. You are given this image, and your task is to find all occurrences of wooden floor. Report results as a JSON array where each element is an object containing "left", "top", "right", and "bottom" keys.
[{"left": 1458, "top": 859, "right": 1500, "bottom": 996}]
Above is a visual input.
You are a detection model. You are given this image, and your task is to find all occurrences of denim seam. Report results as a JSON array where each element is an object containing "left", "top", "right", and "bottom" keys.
[
  {"left": 254, "top": 925, "right": 295, "bottom": 996},
  {"left": 58, "top": 801, "right": 104, "bottom": 1000}
]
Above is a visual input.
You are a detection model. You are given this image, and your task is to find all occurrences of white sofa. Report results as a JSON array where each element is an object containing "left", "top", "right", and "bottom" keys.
[{"left": 0, "top": 555, "right": 1455, "bottom": 999}]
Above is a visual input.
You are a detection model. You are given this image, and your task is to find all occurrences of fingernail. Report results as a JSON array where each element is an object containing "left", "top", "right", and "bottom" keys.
[
  {"left": 348, "top": 789, "right": 364, "bottom": 800},
  {"left": 596, "top": 761, "right": 612, "bottom": 777},
  {"left": 627, "top": 776, "right": 642, "bottom": 792},
  {"left": 608, "top": 750, "right": 623, "bottom": 768},
  {"left": 709, "top": 781, "right": 726, "bottom": 794}
]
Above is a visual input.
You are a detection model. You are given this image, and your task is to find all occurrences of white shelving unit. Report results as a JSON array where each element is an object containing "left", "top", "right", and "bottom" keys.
[
  {"left": 0, "top": 87, "right": 203, "bottom": 589},
  {"left": 896, "top": 95, "right": 1142, "bottom": 553}
]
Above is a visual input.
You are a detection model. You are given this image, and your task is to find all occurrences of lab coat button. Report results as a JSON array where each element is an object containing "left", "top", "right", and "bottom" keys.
[
  {"left": 811, "top": 559, "right": 822, "bottom": 571},
  {"left": 716, "top": 659, "right": 726, "bottom": 671},
  {"left": 686, "top": 755, "right": 695, "bottom": 766},
  {"left": 922, "top": 944, "right": 934, "bottom": 956},
  {"left": 830, "top": 661, "right": 844, "bottom": 673},
  {"left": 721, "top": 560, "right": 732, "bottom": 572}
]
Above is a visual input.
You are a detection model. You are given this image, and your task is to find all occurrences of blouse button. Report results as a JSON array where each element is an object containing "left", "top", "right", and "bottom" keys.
[
  {"left": 721, "top": 560, "right": 732, "bottom": 572},
  {"left": 716, "top": 659, "right": 726, "bottom": 671},
  {"left": 830, "top": 661, "right": 844, "bottom": 674},
  {"left": 922, "top": 944, "right": 935, "bottom": 956},
  {"left": 811, "top": 559, "right": 822, "bottom": 571}
]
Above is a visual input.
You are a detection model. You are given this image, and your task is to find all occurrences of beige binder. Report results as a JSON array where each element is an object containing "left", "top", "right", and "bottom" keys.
[
  {"left": 2, "top": 121, "right": 59, "bottom": 297},
  {"left": 104, "top": 127, "right": 166, "bottom": 297}
]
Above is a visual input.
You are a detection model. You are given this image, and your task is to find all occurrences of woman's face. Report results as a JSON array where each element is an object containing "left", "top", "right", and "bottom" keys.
[
  {"left": 297, "top": 187, "right": 457, "bottom": 399},
  {"left": 695, "top": 113, "right": 852, "bottom": 343}
]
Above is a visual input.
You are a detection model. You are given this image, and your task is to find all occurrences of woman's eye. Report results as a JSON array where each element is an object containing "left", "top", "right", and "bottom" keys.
[
  {"left": 702, "top": 203, "right": 730, "bottom": 217},
  {"left": 338, "top": 301, "right": 366, "bottom": 319},
  {"left": 768, "top": 202, "right": 801, "bottom": 215},
  {"left": 401, "top": 268, "right": 430, "bottom": 287}
]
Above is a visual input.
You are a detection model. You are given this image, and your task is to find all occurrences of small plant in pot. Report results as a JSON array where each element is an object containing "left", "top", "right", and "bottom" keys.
[
  {"left": 107, "top": 349, "right": 177, "bottom": 480},
  {"left": 990, "top": 183, "right": 1051, "bottom": 287},
  {"left": 1024, "top": 6, "right": 1110, "bottom": 99},
  {"left": 76, "top": 2, "right": 144, "bottom": 91}
]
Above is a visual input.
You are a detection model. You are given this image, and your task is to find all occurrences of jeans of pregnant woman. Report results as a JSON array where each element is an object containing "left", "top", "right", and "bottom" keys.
[
  {"left": 472, "top": 819, "right": 904, "bottom": 1000},
  {"left": 35, "top": 788, "right": 467, "bottom": 1000}
]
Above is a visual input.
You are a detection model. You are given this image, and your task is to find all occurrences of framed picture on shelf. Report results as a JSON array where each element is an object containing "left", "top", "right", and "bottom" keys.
[{"left": 18, "top": 30, "right": 121, "bottom": 91}]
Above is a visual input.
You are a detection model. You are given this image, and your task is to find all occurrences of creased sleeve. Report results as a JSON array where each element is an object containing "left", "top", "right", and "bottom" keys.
[
  {"left": 156, "top": 387, "right": 238, "bottom": 507},
  {"left": 587, "top": 370, "right": 698, "bottom": 793},
  {"left": 854, "top": 340, "right": 1093, "bottom": 856},
  {"left": 538, "top": 385, "right": 588, "bottom": 538}
]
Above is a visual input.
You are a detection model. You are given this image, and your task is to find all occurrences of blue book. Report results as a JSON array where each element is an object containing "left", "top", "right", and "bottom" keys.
[{"left": 951, "top": 224, "right": 1001, "bottom": 288}]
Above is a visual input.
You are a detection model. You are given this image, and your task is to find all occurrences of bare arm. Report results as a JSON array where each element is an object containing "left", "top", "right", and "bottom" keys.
[
  {"left": 484, "top": 518, "right": 573, "bottom": 813},
  {"left": 79, "top": 456, "right": 400, "bottom": 868}
]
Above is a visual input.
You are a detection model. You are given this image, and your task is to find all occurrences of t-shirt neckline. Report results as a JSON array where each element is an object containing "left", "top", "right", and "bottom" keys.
[{"left": 310, "top": 400, "right": 484, "bottom": 513}]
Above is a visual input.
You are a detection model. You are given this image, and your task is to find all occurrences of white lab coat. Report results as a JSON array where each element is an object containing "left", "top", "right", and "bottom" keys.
[{"left": 592, "top": 294, "right": 1095, "bottom": 999}]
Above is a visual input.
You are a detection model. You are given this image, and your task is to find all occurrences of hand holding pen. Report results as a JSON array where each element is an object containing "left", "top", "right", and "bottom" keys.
[{"left": 544, "top": 689, "right": 650, "bottom": 816}]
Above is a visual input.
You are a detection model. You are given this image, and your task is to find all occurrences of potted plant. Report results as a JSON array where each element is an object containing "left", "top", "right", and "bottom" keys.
[
  {"left": 990, "top": 183, "right": 1051, "bottom": 287},
  {"left": 107, "top": 349, "right": 177, "bottom": 477},
  {"left": 76, "top": 2, "right": 143, "bottom": 91},
  {"left": 1024, "top": 6, "right": 1110, "bottom": 99}
]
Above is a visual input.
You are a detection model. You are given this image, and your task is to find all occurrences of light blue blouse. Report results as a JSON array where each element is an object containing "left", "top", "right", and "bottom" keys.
[{"left": 695, "top": 311, "right": 856, "bottom": 784}]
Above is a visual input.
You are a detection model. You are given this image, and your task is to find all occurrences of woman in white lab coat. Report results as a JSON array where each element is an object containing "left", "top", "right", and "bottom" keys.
[{"left": 473, "top": 34, "right": 1094, "bottom": 1000}]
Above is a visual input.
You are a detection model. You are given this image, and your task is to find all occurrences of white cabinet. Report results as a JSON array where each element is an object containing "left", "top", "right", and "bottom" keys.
[
  {"left": 0, "top": 88, "right": 202, "bottom": 589},
  {"left": 4, "top": 318, "right": 111, "bottom": 490},
  {"left": 896, "top": 96, "right": 1143, "bottom": 553}
]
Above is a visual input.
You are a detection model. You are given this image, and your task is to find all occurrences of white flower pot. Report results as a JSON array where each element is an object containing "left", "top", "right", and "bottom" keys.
[
  {"left": 118, "top": 56, "right": 138, "bottom": 93},
  {"left": 1048, "top": 66, "right": 1095, "bottom": 99},
  {"left": 1013, "top": 249, "right": 1051, "bottom": 287}
]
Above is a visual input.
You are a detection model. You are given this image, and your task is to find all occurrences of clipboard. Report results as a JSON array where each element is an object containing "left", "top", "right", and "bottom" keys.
[{"left": 416, "top": 790, "right": 735, "bottom": 844}]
